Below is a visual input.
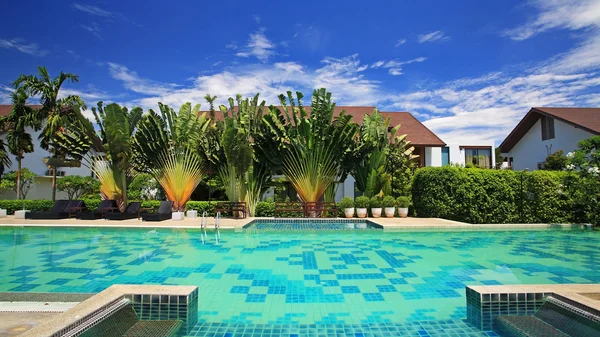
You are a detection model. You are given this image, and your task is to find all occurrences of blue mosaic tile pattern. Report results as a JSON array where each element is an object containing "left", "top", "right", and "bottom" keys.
[{"left": 0, "top": 226, "right": 599, "bottom": 337}]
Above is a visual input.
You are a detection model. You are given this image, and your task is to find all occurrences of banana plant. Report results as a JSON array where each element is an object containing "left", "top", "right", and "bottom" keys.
[
  {"left": 353, "top": 109, "right": 401, "bottom": 198},
  {"left": 259, "top": 89, "right": 358, "bottom": 203},
  {"left": 53, "top": 102, "right": 142, "bottom": 211},
  {"left": 132, "top": 102, "right": 210, "bottom": 211},
  {"left": 213, "top": 94, "right": 270, "bottom": 216}
]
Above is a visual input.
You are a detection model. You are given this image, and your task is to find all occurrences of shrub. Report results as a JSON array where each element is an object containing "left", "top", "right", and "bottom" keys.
[
  {"left": 129, "top": 173, "right": 162, "bottom": 200},
  {"left": 57, "top": 175, "right": 100, "bottom": 199},
  {"left": 396, "top": 196, "right": 410, "bottom": 208},
  {"left": 369, "top": 196, "right": 382, "bottom": 208},
  {"left": 255, "top": 201, "right": 274, "bottom": 217},
  {"left": 355, "top": 196, "right": 370, "bottom": 208},
  {"left": 339, "top": 197, "right": 354, "bottom": 209},
  {"left": 4, "top": 168, "right": 37, "bottom": 199},
  {"left": 411, "top": 166, "right": 574, "bottom": 224},
  {"left": 0, "top": 200, "right": 55, "bottom": 214},
  {"left": 382, "top": 196, "right": 395, "bottom": 208},
  {"left": 543, "top": 150, "right": 568, "bottom": 170}
]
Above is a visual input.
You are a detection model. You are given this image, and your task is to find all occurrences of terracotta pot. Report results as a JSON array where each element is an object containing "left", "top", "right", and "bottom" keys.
[
  {"left": 356, "top": 208, "right": 368, "bottom": 218},
  {"left": 384, "top": 207, "right": 395, "bottom": 218},
  {"left": 371, "top": 208, "right": 382, "bottom": 218},
  {"left": 397, "top": 207, "right": 409, "bottom": 218},
  {"left": 344, "top": 208, "right": 355, "bottom": 218}
]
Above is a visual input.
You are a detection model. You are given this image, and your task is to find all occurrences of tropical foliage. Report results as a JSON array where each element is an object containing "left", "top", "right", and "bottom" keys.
[
  {"left": 56, "top": 175, "right": 100, "bottom": 199},
  {"left": 13, "top": 66, "right": 85, "bottom": 201},
  {"left": 210, "top": 95, "right": 271, "bottom": 216},
  {"left": 353, "top": 109, "right": 418, "bottom": 198},
  {"left": 132, "top": 102, "right": 210, "bottom": 211},
  {"left": 54, "top": 102, "right": 142, "bottom": 211},
  {"left": 4, "top": 168, "right": 37, "bottom": 199},
  {"left": 259, "top": 89, "right": 358, "bottom": 202},
  {"left": 0, "top": 88, "right": 41, "bottom": 199}
]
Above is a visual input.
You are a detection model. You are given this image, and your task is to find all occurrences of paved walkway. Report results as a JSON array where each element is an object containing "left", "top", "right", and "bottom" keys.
[{"left": 0, "top": 215, "right": 571, "bottom": 230}]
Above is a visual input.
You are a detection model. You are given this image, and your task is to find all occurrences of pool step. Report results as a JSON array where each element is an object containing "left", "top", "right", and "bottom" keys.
[
  {"left": 495, "top": 315, "right": 568, "bottom": 337},
  {"left": 494, "top": 296, "right": 600, "bottom": 337}
]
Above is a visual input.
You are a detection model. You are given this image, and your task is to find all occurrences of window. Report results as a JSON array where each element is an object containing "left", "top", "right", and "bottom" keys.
[
  {"left": 541, "top": 115, "right": 555, "bottom": 140},
  {"left": 442, "top": 147, "right": 450, "bottom": 166},
  {"left": 464, "top": 148, "right": 492, "bottom": 168}
]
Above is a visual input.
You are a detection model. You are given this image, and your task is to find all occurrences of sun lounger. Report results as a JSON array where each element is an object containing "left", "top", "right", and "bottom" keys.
[
  {"left": 25, "top": 200, "right": 85, "bottom": 219},
  {"left": 103, "top": 202, "right": 142, "bottom": 220},
  {"left": 141, "top": 201, "right": 173, "bottom": 221},
  {"left": 76, "top": 200, "right": 118, "bottom": 220}
]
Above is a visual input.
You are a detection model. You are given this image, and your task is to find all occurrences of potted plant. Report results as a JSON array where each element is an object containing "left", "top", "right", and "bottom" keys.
[
  {"left": 370, "top": 196, "right": 382, "bottom": 218},
  {"left": 396, "top": 196, "right": 410, "bottom": 218},
  {"left": 340, "top": 197, "right": 355, "bottom": 218},
  {"left": 355, "top": 196, "right": 369, "bottom": 218},
  {"left": 383, "top": 196, "right": 396, "bottom": 218}
]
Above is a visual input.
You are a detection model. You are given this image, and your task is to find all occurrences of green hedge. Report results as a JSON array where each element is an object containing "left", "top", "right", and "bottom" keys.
[
  {"left": 0, "top": 199, "right": 276, "bottom": 217},
  {"left": 0, "top": 200, "right": 56, "bottom": 215},
  {"left": 411, "top": 167, "right": 574, "bottom": 224}
]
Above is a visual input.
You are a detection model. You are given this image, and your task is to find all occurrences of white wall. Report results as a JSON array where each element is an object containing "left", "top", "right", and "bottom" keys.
[
  {"left": 446, "top": 141, "right": 496, "bottom": 168},
  {"left": 425, "top": 147, "right": 442, "bottom": 167},
  {"left": 0, "top": 126, "right": 93, "bottom": 200},
  {"left": 504, "top": 118, "right": 594, "bottom": 171}
]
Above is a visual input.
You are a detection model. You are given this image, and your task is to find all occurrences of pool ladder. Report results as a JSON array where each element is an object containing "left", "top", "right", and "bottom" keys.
[
  {"left": 200, "top": 212, "right": 207, "bottom": 229},
  {"left": 215, "top": 212, "right": 220, "bottom": 229}
]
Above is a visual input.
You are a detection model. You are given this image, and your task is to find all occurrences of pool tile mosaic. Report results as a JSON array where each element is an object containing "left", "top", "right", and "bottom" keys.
[{"left": 1, "top": 226, "right": 599, "bottom": 337}]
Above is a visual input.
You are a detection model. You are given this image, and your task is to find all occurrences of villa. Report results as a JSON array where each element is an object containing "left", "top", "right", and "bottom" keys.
[
  {"left": 1, "top": 104, "right": 494, "bottom": 200},
  {"left": 500, "top": 107, "right": 600, "bottom": 170}
]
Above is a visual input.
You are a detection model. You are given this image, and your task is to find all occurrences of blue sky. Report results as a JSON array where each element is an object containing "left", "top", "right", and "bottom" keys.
[{"left": 1, "top": 0, "right": 599, "bottom": 144}]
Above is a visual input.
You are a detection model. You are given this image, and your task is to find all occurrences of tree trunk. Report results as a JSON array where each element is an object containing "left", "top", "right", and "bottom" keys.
[
  {"left": 16, "top": 154, "right": 22, "bottom": 200},
  {"left": 52, "top": 166, "right": 57, "bottom": 201},
  {"left": 120, "top": 169, "right": 127, "bottom": 212}
]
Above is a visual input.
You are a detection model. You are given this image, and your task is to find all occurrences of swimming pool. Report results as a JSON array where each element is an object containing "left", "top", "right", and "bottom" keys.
[{"left": 1, "top": 225, "right": 598, "bottom": 336}]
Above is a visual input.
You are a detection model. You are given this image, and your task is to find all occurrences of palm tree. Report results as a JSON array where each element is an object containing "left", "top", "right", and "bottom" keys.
[
  {"left": 54, "top": 102, "right": 142, "bottom": 211},
  {"left": 0, "top": 140, "right": 10, "bottom": 179},
  {"left": 13, "top": 66, "right": 86, "bottom": 201},
  {"left": 132, "top": 102, "right": 210, "bottom": 211},
  {"left": 258, "top": 89, "right": 359, "bottom": 203},
  {"left": 0, "top": 88, "right": 41, "bottom": 200}
]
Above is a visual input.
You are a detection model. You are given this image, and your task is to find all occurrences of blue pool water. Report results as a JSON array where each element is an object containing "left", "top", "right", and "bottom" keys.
[{"left": 0, "top": 225, "right": 598, "bottom": 337}]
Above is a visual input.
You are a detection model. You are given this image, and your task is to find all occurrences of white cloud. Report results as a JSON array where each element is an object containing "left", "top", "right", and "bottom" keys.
[
  {"left": 395, "top": 39, "right": 406, "bottom": 47},
  {"left": 72, "top": 3, "right": 115, "bottom": 17},
  {"left": 371, "top": 57, "right": 427, "bottom": 76},
  {"left": 0, "top": 38, "right": 48, "bottom": 56},
  {"left": 108, "top": 63, "right": 179, "bottom": 96},
  {"left": 81, "top": 22, "right": 102, "bottom": 39},
  {"left": 504, "top": 0, "right": 600, "bottom": 40},
  {"left": 0, "top": 85, "right": 14, "bottom": 104},
  {"left": 314, "top": 54, "right": 382, "bottom": 105},
  {"left": 253, "top": 15, "right": 261, "bottom": 24},
  {"left": 418, "top": 30, "right": 449, "bottom": 43},
  {"left": 235, "top": 29, "right": 277, "bottom": 63},
  {"left": 274, "top": 62, "right": 304, "bottom": 73}
]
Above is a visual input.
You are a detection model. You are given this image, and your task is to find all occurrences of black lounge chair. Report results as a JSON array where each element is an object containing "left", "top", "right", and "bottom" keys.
[
  {"left": 76, "top": 200, "right": 118, "bottom": 220},
  {"left": 104, "top": 202, "right": 142, "bottom": 220},
  {"left": 141, "top": 201, "right": 173, "bottom": 221},
  {"left": 25, "top": 200, "right": 85, "bottom": 219}
]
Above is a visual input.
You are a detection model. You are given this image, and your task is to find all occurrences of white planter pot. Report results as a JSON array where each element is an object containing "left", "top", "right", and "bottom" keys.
[
  {"left": 384, "top": 207, "right": 395, "bottom": 218},
  {"left": 0, "top": 209, "right": 6, "bottom": 218},
  {"left": 172, "top": 211, "right": 185, "bottom": 221},
  {"left": 344, "top": 208, "right": 355, "bottom": 218},
  {"left": 398, "top": 207, "right": 409, "bottom": 218},
  {"left": 371, "top": 208, "right": 382, "bottom": 218},
  {"left": 356, "top": 208, "right": 368, "bottom": 218},
  {"left": 186, "top": 210, "right": 198, "bottom": 219},
  {"left": 14, "top": 210, "right": 29, "bottom": 219}
]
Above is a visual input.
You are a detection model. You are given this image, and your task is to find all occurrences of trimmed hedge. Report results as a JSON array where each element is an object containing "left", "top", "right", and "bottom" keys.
[
  {"left": 0, "top": 199, "right": 276, "bottom": 217},
  {"left": 411, "top": 167, "right": 573, "bottom": 224}
]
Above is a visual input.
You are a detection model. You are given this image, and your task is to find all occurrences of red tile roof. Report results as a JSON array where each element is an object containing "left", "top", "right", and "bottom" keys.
[
  {"left": 499, "top": 107, "right": 600, "bottom": 152},
  {"left": 201, "top": 106, "right": 446, "bottom": 147},
  {"left": 0, "top": 104, "right": 43, "bottom": 117}
]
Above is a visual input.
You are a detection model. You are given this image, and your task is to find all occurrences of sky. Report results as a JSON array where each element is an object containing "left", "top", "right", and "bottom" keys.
[{"left": 1, "top": 0, "right": 599, "bottom": 145}]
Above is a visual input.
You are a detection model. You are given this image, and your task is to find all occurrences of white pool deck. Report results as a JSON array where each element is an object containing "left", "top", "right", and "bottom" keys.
[{"left": 0, "top": 215, "right": 584, "bottom": 230}]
